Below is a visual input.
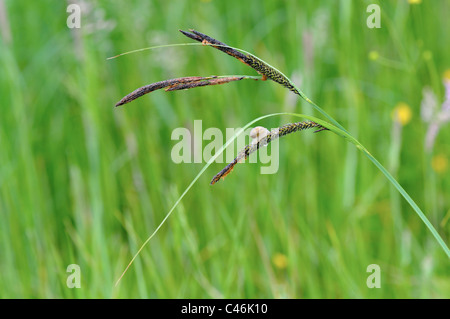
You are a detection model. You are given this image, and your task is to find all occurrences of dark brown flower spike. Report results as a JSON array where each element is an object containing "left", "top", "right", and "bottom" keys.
[
  {"left": 210, "top": 121, "right": 328, "bottom": 185},
  {"left": 165, "top": 76, "right": 244, "bottom": 91},
  {"left": 115, "top": 76, "right": 247, "bottom": 106},
  {"left": 180, "top": 29, "right": 301, "bottom": 94},
  {"left": 179, "top": 29, "right": 252, "bottom": 67}
]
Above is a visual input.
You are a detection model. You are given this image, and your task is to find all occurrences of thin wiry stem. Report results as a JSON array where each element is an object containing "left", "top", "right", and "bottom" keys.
[{"left": 210, "top": 121, "right": 328, "bottom": 185}]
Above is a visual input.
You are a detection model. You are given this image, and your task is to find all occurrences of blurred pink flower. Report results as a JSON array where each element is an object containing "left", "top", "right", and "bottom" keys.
[{"left": 421, "top": 78, "right": 450, "bottom": 152}]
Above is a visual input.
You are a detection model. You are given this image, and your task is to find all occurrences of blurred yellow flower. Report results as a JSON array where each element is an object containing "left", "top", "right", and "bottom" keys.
[
  {"left": 432, "top": 155, "right": 448, "bottom": 174},
  {"left": 443, "top": 69, "right": 450, "bottom": 81},
  {"left": 392, "top": 102, "right": 412, "bottom": 125},
  {"left": 408, "top": 0, "right": 422, "bottom": 4},
  {"left": 272, "top": 253, "right": 288, "bottom": 270},
  {"left": 368, "top": 50, "right": 379, "bottom": 61}
]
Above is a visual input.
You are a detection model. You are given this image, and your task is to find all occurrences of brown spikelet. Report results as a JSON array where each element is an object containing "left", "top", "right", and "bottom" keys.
[
  {"left": 210, "top": 121, "right": 328, "bottom": 185},
  {"left": 165, "top": 76, "right": 244, "bottom": 92},
  {"left": 115, "top": 76, "right": 245, "bottom": 106},
  {"left": 180, "top": 29, "right": 301, "bottom": 95}
]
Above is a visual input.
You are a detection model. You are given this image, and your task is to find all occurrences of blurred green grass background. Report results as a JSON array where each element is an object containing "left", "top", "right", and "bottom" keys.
[{"left": 0, "top": 0, "right": 449, "bottom": 298}]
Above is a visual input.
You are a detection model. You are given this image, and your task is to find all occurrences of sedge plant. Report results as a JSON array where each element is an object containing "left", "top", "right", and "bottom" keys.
[{"left": 111, "top": 29, "right": 449, "bottom": 287}]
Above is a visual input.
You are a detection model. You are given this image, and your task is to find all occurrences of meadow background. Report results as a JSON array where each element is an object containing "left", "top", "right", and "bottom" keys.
[{"left": 0, "top": 0, "right": 449, "bottom": 298}]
